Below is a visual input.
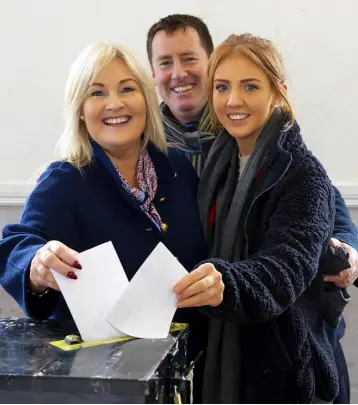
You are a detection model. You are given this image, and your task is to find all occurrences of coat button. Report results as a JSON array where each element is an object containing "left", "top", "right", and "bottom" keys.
[
  {"left": 160, "top": 197, "right": 166, "bottom": 202},
  {"left": 161, "top": 223, "right": 168, "bottom": 232}
]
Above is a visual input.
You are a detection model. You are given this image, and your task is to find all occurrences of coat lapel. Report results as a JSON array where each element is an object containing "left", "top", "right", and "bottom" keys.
[{"left": 91, "top": 140, "right": 174, "bottom": 216}]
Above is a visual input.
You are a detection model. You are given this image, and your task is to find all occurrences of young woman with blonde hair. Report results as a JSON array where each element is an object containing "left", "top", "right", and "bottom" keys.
[{"left": 175, "top": 33, "right": 341, "bottom": 403}]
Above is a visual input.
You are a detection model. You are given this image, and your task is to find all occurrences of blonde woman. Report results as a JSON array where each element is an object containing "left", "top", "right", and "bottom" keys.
[
  {"left": 174, "top": 34, "right": 342, "bottom": 403},
  {"left": 0, "top": 42, "right": 208, "bottom": 400}
]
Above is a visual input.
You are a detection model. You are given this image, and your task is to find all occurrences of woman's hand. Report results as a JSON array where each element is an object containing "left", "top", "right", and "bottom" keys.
[
  {"left": 324, "top": 238, "right": 358, "bottom": 288},
  {"left": 29, "top": 241, "right": 82, "bottom": 293},
  {"left": 174, "top": 263, "right": 225, "bottom": 308}
]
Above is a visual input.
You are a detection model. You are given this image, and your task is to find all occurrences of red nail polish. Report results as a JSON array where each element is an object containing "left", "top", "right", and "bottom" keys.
[
  {"left": 73, "top": 261, "right": 82, "bottom": 270},
  {"left": 67, "top": 271, "right": 78, "bottom": 280}
]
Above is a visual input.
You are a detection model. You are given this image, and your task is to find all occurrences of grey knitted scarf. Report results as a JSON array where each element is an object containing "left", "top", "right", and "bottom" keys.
[
  {"left": 197, "top": 109, "right": 285, "bottom": 403},
  {"left": 160, "top": 103, "right": 215, "bottom": 177}
]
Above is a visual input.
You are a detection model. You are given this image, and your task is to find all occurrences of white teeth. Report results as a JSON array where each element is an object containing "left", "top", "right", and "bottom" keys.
[
  {"left": 228, "top": 114, "right": 249, "bottom": 120},
  {"left": 104, "top": 116, "right": 130, "bottom": 125},
  {"left": 173, "top": 84, "right": 194, "bottom": 93}
]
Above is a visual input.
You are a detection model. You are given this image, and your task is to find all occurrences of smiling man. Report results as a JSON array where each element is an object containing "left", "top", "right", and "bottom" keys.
[
  {"left": 150, "top": 26, "right": 209, "bottom": 124},
  {"left": 147, "top": 14, "right": 215, "bottom": 176}
]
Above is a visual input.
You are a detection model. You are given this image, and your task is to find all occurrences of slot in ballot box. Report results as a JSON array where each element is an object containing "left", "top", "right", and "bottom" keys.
[{"left": 0, "top": 318, "right": 191, "bottom": 403}]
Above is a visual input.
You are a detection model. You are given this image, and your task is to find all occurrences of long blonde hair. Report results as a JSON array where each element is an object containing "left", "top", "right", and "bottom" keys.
[
  {"left": 207, "top": 33, "right": 294, "bottom": 132},
  {"left": 57, "top": 42, "right": 167, "bottom": 169}
]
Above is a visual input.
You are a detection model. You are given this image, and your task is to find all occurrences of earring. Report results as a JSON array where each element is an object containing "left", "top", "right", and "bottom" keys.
[{"left": 80, "top": 116, "right": 84, "bottom": 120}]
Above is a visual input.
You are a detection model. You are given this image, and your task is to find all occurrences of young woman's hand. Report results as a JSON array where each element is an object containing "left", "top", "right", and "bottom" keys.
[{"left": 174, "top": 263, "right": 225, "bottom": 308}]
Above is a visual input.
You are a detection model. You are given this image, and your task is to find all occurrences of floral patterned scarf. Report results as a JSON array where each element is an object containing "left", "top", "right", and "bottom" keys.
[{"left": 115, "top": 148, "right": 162, "bottom": 230}]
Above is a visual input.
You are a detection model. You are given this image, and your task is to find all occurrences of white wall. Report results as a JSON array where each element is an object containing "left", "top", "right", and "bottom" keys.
[
  {"left": 0, "top": 0, "right": 357, "bottom": 203},
  {"left": 1, "top": 0, "right": 358, "bottom": 205}
]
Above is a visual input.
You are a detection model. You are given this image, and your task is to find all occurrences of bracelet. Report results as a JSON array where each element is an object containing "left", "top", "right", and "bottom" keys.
[{"left": 27, "top": 287, "right": 50, "bottom": 298}]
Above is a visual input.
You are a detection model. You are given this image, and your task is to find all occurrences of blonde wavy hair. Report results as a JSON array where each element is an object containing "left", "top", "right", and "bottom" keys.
[
  {"left": 207, "top": 33, "right": 294, "bottom": 133},
  {"left": 57, "top": 41, "right": 167, "bottom": 168}
]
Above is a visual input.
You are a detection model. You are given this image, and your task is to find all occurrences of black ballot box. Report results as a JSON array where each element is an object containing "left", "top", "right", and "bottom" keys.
[{"left": 0, "top": 318, "right": 191, "bottom": 404}]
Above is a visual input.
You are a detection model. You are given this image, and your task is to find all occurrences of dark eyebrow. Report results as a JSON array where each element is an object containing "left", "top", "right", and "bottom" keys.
[
  {"left": 240, "top": 78, "right": 262, "bottom": 84},
  {"left": 214, "top": 78, "right": 262, "bottom": 84},
  {"left": 90, "top": 78, "right": 137, "bottom": 87},
  {"left": 156, "top": 52, "right": 198, "bottom": 61},
  {"left": 179, "top": 52, "right": 198, "bottom": 57}
]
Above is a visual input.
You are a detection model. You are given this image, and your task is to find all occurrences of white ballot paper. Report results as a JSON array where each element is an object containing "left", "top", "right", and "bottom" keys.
[
  {"left": 51, "top": 241, "right": 129, "bottom": 342},
  {"left": 106, "top": 242, "right": 188, "bottom": 339}
]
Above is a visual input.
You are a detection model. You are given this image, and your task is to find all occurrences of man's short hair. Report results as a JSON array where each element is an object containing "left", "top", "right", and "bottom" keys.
[{"left": 146, "top": 14, "right": 214, "bottom": 65}]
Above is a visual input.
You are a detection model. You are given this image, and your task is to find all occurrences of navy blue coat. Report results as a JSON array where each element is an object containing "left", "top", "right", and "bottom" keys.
[
  {"left": 0, "top": 142, "right": 209, "bottom": 402},
  {"left": 0, "top": 142, "right": 208, "bottom": 355},
  {"left": 202, "top": 123, "right": 345, "bottom": 403}
]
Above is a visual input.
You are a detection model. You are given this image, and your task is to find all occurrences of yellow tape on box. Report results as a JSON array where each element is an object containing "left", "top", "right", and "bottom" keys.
[{"left": 49, "top": 323, "right": 188, "bottom": 351}]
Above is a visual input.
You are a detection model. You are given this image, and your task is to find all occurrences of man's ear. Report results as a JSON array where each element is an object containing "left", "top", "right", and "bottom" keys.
[{"left": 151, "top": 68, "right": 157, "bottom": 86}]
